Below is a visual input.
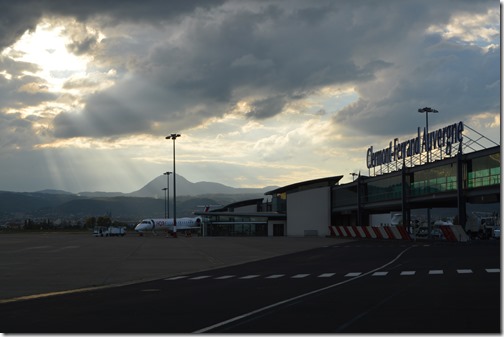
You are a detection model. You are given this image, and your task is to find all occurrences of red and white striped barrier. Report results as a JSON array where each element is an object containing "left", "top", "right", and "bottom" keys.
[
  {"left": 329, "top": 225, "right": 469, "bottom": 242},
  {"left": 329, "top": 225, "right": 410, "bottom": 240},
  {"left": 440, "top": 225, "right": 470, "bottom": 242}
]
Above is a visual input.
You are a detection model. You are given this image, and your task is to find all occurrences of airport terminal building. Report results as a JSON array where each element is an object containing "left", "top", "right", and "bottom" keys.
[{"left": 197, "top": 120, "right": 500, "bottom": 240}]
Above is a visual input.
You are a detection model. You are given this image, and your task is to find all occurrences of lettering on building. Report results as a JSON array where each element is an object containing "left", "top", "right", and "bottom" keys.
[{"left": 366, "top": 121, "right": 464, "bottom": 169}]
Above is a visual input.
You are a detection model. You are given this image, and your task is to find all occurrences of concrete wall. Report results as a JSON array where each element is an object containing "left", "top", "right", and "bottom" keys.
[{"left": 287, "top": 186, "right": 331, "bottom": 237}]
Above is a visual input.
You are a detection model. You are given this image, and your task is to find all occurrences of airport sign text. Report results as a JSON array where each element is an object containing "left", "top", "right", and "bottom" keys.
[{"left": 366, "top": 121, "right": 464, "bottom": 168}]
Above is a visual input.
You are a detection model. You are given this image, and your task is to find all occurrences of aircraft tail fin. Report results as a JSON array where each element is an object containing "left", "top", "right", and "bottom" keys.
[{"left": 196, "top": 204, "right": 221, "bottom": 213}]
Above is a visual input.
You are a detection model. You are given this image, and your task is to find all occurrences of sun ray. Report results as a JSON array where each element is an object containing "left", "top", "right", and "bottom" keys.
[{"left": 3, "top": 20, "right": 91, "bottom": 92}]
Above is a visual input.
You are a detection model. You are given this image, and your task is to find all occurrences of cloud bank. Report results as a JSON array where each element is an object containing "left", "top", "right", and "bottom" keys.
[{"left": 0, "top": 0, "right": 499, "bottom": 192}]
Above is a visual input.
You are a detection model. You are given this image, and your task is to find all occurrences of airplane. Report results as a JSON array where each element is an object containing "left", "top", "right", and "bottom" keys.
[
  {"left": 134, "top": 206, "right": 215, "bottom": 236},
  {"left": 134, "top": 217, "right": 202, "bottom": 236}
]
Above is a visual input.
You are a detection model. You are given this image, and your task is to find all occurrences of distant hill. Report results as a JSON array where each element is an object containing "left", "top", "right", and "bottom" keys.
[
  {"left": 54, "top": 196, "right": 220, "bottom": 219},
  {"left": 128, "top": 174, "right": 278, "bottom": 198},
  {"left": 34, "top": 189, "right": 74, "bottom": 195},
  {"left": 78, "top": 191, "right": 126, "bottom": 198},
  {"left": 0, "top": 175, "right": 279, "bottom": 221},
  {"left": 0, "top": 191, "right": 79, "bottom": 213}
]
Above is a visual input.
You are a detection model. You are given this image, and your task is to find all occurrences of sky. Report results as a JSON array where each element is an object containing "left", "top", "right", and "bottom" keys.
[{"left": 0, "top": 0, "right": 500, "bottom": 193}]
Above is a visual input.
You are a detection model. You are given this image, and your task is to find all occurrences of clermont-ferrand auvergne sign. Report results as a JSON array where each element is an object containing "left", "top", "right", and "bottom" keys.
[{"left": 366, "top": 121, "right": 464, "bottom": 169}]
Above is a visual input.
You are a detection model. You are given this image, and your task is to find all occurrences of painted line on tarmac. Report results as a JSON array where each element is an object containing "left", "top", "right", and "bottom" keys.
[
  {"left": 0, "top": 277, "right": 167, "bottom": 304},
  {"left": 192, "top": 245, "right": 416, "bottom": 333},
  {"left": 0, "top": 286, "right": 112, "bottom": 304}
]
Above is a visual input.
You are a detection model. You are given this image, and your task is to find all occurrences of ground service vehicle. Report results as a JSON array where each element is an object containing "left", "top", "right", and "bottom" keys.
[
  {"left": 93, "top": 226, "right": 126, "bottom": 237},
  {"left": 466, "top": 212, "right": 500, "bottom": 239}
]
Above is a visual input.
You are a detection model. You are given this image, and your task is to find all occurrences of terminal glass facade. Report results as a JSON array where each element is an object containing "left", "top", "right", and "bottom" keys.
[
  {"left": 411, "top": 163, "right": 458, "bottom": 196},
  {"left": 206, "top": 215, "right": 268, "bottom": 236},
  {"left": 365, "top": 175, "right": 402, "bottom": 202},
  {"left": 207, "top": 223, "right": 267, "bottom": 236},
  {"left": 467, "top": 153, "right": 500, "bottom": 188},
  {"left": 332, "top": 184, "right": 358, "bottom": 207}
]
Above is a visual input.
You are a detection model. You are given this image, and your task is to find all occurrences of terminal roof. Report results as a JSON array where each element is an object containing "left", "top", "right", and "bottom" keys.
[
  {"left": 265, "top": 175, "right": 343, "bottom": 195},
  {"left": 211, "top": 198, "right": 264, "bottom": 212}
]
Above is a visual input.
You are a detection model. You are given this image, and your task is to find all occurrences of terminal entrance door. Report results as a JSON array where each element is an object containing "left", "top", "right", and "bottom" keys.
[{"left": 273, "top": 223, "right": 284, "bottom": 236}]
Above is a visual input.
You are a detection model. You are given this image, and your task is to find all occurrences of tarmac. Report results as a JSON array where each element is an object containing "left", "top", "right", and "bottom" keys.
[{"left": 0, "top": 232, "right": 351, "bottom": 301}]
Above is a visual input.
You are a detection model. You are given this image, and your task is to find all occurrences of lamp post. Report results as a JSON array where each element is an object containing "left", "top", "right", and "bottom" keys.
[
  {"left": 163, "top": 171, "right": 171, "bottom": 218},
  {"left": 166, "top": 134, "right": 181, "bottom": 237},
  {"left": 417, "top": 107, "right": 438, "bottom": 163},
  {"left": 162, "top": 188, "right": 168, "bottom": 218},
  {"left": 417, "top": 107, "right": 438, "bottom": 239}
]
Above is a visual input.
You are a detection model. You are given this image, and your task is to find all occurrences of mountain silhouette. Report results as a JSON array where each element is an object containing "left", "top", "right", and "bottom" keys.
[
  {"left": 0, "top": 175, "right": 279, "bottom": 221},
  {"left": 128, "top": 174, "right": 277, "bottom": 198}
]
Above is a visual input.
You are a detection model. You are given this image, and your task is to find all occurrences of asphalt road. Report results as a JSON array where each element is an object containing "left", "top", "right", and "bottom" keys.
[{"left": 0, "top": 234, "right": 500, "bottom": 333}]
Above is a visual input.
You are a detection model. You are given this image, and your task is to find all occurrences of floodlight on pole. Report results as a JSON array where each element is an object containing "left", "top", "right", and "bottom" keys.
[
  {"left": 417, "top": 107, "right": 439, "bottom": 163},
  {"left": 163, "top": 171, "right": 172, "bottom": 218},
  {"left": 417, "top": 107, "right": 438, "bottom": 239},
  {"left": 166, "top": 134, "right": 181, "bottom": 237}
]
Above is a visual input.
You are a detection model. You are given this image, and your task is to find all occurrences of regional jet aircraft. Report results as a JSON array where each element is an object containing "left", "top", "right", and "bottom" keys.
[
  {"left": 135, "top": 206, "right": 211, "bottom": 236},
  {"left": 135, "top": 217, "right": 202, "bottom": 236}
]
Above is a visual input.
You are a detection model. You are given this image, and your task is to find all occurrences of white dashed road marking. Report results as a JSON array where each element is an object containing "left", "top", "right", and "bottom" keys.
[
  {"left": 190, "top": 275, "right": 211, "bottom": 280},
  {"left": 240, "top": 275, "right": 260, "bottom": 279},
  {"left": 164, "top": 268, "right": 499, "bottom": 282},
  {"left": 165, "top": 276, "right": 188, "bottom": 280},
  {"left": 372, "top": 271, "right": 388, "bottom": 276},
  {"left": 266, "top": 274, "right": 285, "bottom": 279},
  {"left": 292, "top": 274, "right": 310, "bottom": 278},
  {"left": 345, "top": 272, "right": 362, "bottom": 277}
]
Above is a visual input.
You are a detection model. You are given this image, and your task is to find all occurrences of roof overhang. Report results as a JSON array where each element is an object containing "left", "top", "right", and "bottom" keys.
[{"left": 265, "top": 175, "right": 343, "bottom": 195}]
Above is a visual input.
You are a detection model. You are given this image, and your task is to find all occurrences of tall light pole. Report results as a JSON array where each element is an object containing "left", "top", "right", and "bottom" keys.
[
  {"left": 418, "top": 107, "right": 438, "bottom": 239},
  {"left": 163, "top": 171, "right": 172, "bottom": 218},
  {"left": 417, "top": 107, "right": 439, "bottom": 163},
  {"left": 162, "top": 188, "right": 168, "bottom": 218},
  {"left": 166, "top": 134, "right": 180, "bottom": 237}
]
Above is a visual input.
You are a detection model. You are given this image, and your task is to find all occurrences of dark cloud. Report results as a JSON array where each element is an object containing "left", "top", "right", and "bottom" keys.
[
  {"left": 246, "top": 95, "right": 287, "bottom": 119},
  {"left": 54, "top": 1, "right": 400, "bottom": 137},
  {"left": 0, "top": 112, "right": 40, "bottom": 152},
  {"left": 65, "top": 34, "right": 100, "bottom": 56},
  {"left": 0, "top": 56, "right": 40, "bottom": 76},
  {"left": 0, "top": 58, "right": 57, "bottom": 110},
  {"left": 0, "top": 0, "right": 498, "bottom": 141},
  {"left": 53, "top": 92, "right": 152, "bottom": 138},
  {"left": 44, "top": 0, "right": 226, "bottom": 24},
  {"left": 0, "top": 2, "right": 42, "bottom": 49},
  {"left": 334, "top": 41, "right": 500, "bottom": 139},
  {"left": 0, "top": 0, "right": 225, "bottom": 50}
]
